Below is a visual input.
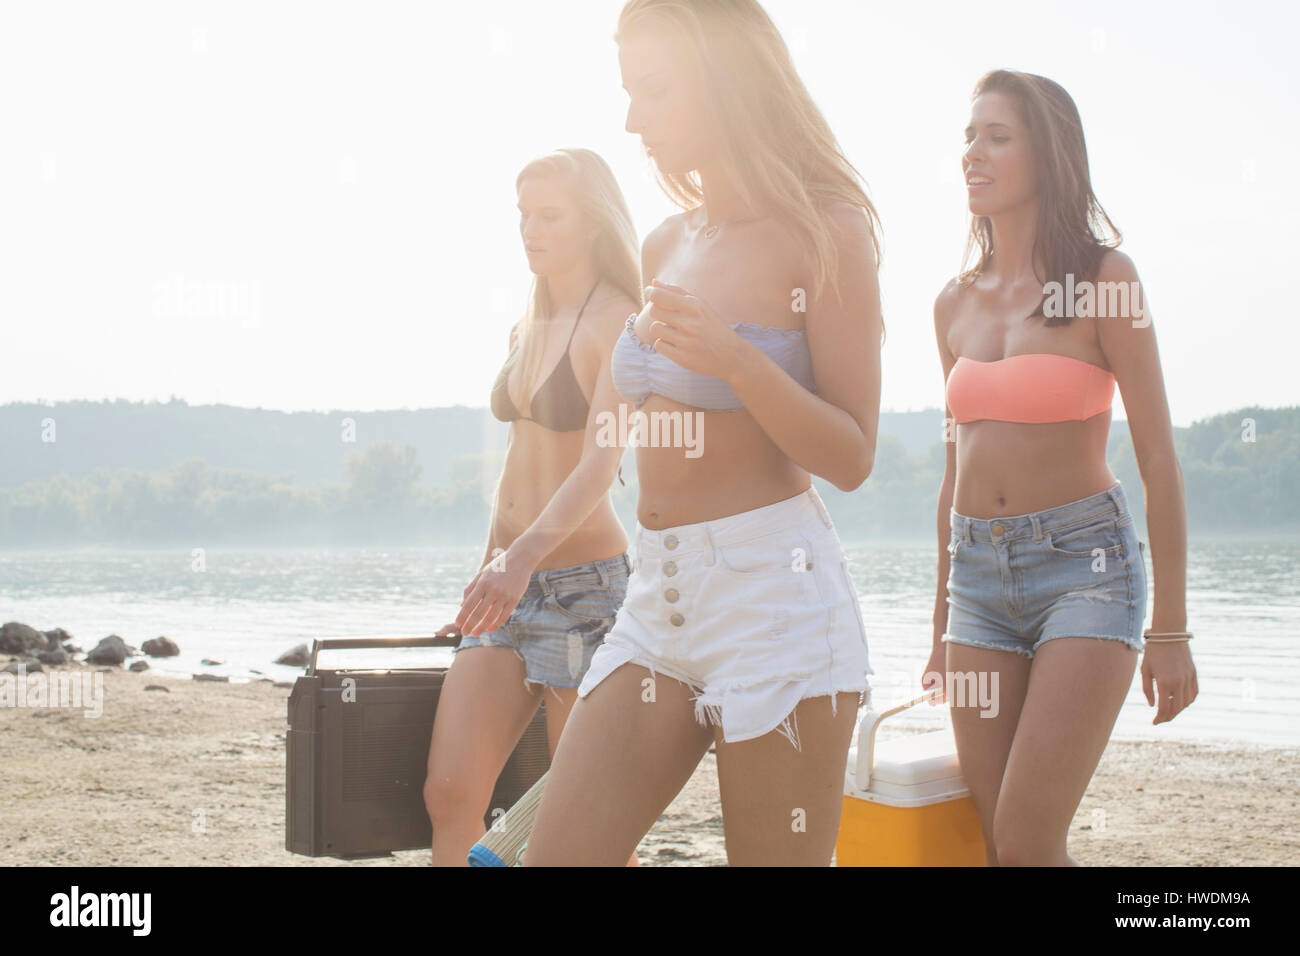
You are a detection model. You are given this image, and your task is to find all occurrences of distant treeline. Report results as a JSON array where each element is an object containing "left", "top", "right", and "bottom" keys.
[{"left": 0, "top": 402, "right": 1294, "bottom": 546}]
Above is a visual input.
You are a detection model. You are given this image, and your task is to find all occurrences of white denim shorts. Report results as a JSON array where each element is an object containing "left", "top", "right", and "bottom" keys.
[{"left": 576, "top": 485, "right": 872, "bottom": 751}]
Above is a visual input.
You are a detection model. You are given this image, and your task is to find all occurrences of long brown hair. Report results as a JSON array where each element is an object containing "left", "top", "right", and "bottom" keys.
[
  {"left": 959, "top": 69, "right": 1121, "bottom": 326},
  {"left": 616, "top": 0, "right": 882, "bottom": 312},
  {"left": 509, "top": 149, "right": 641, "bottom": 402}
]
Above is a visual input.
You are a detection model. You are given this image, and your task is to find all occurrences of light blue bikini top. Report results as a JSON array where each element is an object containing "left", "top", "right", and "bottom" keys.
[{"left": 610, "top": 313, "right": 817, "bottom": 411}]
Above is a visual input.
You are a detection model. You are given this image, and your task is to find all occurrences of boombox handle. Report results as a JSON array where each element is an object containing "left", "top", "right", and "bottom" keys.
[{"left": 308, "top": 634, "right": 462, "bottom": 676}]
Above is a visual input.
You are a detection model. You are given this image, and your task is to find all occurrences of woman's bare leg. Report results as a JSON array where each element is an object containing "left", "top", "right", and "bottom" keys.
[
  {"left": 541, "top": 685, "right": 640, "bottom": 866},
  {"left": 524, "top": 663, "right": 713, "bottom": 865},
  {"left": 947, "top": 643, "right": 1033, "bottom": 865},
  {"left": 714, "top": 691, "right": 859, "bottom": 865},
  {"left": 541, "top": 686, "right": 577, "bottom": 758},
  {"left": 992, "top": 638, "right": 1137, "bottom": 866},
  {"left": 423, "top": 646, "right": 541, "bottom": 866}
]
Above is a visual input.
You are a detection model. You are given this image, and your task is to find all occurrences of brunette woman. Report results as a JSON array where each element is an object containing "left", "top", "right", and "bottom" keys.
[{"left": 927, "top": 70, "right": 1197, "bottom": 866}]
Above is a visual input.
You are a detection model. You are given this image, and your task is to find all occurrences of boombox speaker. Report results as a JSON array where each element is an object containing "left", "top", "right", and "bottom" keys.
[{"left": 285, "top": 635, "right": 551, "bottom": 859}]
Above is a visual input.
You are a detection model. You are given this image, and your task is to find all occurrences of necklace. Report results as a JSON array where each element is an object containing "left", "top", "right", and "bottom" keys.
[{"left": 699, "top": 209, "right": 762, "bottom": 239}]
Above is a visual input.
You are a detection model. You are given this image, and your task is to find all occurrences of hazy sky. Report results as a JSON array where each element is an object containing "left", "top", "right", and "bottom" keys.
[{"left": 2, "top": 0, "right": 1295, "bottom": 426}]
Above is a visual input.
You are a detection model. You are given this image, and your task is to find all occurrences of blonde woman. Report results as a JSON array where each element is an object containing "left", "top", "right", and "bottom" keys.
[
  {"left": 423, "top": 149, "right": 641, "bottom": 866},
  {"left": 521, "top": 0, "right": 884, "bottom": 866}
]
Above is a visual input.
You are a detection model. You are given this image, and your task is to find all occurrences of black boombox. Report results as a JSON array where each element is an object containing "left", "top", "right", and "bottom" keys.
[{"left": 285, "top": 635, "right": 551, "bottom": 859}]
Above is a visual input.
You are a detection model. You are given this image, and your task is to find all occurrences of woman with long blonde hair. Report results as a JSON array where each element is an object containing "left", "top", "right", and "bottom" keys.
[
  {"left": 423, "top": 148, "right": 642, "bottom": 866},
  {"left": 523, "top": 0, "right": 885, "bottom": 866}
]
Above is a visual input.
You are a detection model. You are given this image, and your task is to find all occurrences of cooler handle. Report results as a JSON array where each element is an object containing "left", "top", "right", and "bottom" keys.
[
  {"left": 308, "top": 634, "right": 461, "bottom": 675},
  {"left": 855, "top": 690, "right": 944, "bottom": 791}
]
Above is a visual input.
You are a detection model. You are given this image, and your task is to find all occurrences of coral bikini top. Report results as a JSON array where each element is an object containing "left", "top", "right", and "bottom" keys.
[{"left": 945, "top": 353, "right": 1115, "bottom": 424}]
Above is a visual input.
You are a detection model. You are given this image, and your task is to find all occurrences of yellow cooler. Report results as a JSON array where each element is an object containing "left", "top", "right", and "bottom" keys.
[{"left": 835, "top": 692, "right": 986, "bottom": 866}]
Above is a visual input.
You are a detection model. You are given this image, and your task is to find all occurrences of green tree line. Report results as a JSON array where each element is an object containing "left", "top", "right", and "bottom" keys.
[{"left": 0, "top": 406, "right": 1294, "bottom": 546}]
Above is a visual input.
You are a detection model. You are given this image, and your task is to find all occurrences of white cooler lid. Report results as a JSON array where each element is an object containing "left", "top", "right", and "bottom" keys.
[{"left": 845, "top": 727, "right": 970, "bottom": 807}]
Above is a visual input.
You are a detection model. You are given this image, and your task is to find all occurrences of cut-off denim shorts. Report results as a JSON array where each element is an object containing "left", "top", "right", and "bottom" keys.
[
  {"left": 942, "top": 481, "right": 1147, "bottom": 660},
  {"left": 453, "top": 553, "right": 630, "bottom": 695},
  {"left": 577, "top": 485, "right": 872, "bottom": 752}
]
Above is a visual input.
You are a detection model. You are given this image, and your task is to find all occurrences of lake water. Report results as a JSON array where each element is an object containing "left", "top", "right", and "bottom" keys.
[{"left": 2, "top": 537, "right": 1295, "bottom": 748}]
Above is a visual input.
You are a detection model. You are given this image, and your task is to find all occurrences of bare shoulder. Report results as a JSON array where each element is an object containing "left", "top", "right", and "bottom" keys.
[
  {"left": 818, "top": 199, "right": 875, "bottom": 252},
  {"left": 642, "top": 212, "right": 685, "bottom": 278},
  {"left": 1095, "top": 248, "right": 1140, "bottom": 284},
  {"left": 590, "top": 287, "right": 639, "bottom": 337},
  {"left": 1093, "top": 248, "right": 1151, "bottom": 352},
  {"left": 648, "top": 208, "right": 689, "bottom": 238},
  {"left": 821, "top": 198, "right": 869, "bottom": 230},
  {"left": 578, "top": 286, "right": 639, "bottom": 367},
  {"left": 933, "top": 276, "right": 966, "bottom": 333}
]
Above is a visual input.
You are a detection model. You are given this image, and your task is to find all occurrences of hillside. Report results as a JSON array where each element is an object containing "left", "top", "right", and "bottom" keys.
[{"left": 0, "top": 400, "right": 1295, "bottom": 544}]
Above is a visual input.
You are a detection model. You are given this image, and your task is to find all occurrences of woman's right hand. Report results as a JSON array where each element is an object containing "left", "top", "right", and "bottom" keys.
[
  {"left": 435, "top": 622, "right": 461, "bottom": 639},
  {"left": 921, "top": 641, "right": 947, "bottom": 704}
]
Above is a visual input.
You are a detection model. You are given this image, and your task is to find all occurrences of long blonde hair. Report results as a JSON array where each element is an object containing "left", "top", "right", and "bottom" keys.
[
  {"left": 509, "top": 149, "right": 642, "bottom": 404},
  {"left": 615, "top": 0, "right": 882, "bottom": 309}
]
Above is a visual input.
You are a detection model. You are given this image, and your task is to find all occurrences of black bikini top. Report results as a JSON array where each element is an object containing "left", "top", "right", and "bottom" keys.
[
  {"left": 489, "top": 280, "right": 625, "bottom": 486},
  {"left": 491, "top": 281, "right": 598, "bottom": 432}
]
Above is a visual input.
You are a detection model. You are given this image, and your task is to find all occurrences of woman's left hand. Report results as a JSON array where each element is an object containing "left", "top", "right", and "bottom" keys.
[
  {"left": 1140, "top": 639, "right": 1198, "bottom": 725},
  {"left": 643, "top": 278, "right": 750, "bottom": 383},
  {"left": 455, "top": 545, "right": 533, "bottom": 637}
]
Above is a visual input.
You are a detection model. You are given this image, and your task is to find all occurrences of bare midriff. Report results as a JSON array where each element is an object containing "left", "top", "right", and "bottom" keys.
[
  {"left": 633, "top": 395, "right": 809, "bottom": 530},
  {"left": 492, "top": 421, "right": 628, "bottom": 570},
  {"left": 952, "top": 412, "right": 1117, "bottom": 518}
]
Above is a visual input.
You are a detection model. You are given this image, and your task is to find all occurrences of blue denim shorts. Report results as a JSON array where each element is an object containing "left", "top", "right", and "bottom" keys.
[
  {"left": 941, "top": 481, "right": 1147, "bottom": 659},
  {"left": 453, "top": 553, "right": 630, "bottom": 691}
]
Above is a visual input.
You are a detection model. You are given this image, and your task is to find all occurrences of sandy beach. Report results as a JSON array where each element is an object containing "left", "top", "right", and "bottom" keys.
[{"left": 2, "top": 664, "right": 1296, "bottom": 867}]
